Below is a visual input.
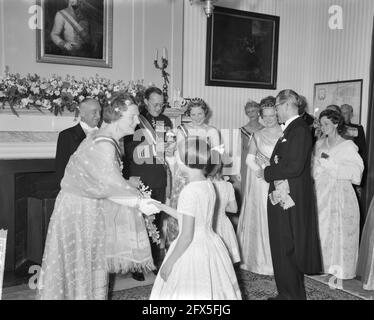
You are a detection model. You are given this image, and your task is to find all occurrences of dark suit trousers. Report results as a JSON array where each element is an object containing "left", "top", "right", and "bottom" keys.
[
  {"left": 149, "top": 187, "right": 166, "bottom": 266},
  {"left": 268, "top": 203, "right": 306, "bottom": 300}
]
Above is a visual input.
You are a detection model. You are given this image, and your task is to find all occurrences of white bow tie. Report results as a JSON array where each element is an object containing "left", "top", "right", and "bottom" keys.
[
  {"left": 280, "top": 124, "right": 286, "bottom": 131},
  {"left": 85, "top": 127, "right": 98, "bottom": 134}
]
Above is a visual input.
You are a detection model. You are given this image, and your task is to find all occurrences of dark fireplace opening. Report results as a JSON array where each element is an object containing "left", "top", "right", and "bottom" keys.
[
  {"left": 0, "top": 159, "right": 58, "bottom": 288},
  {"left": 14, "top": 172, "right": 59, "bottom": 276}
]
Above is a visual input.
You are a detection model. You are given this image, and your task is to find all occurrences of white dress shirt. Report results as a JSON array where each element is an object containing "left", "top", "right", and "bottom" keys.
[
  {"left": 80, "top": 121, "right": 98, "bottom": 134},
  {"left": 281, "top": 115, "right": 300, "bottom": 132}
]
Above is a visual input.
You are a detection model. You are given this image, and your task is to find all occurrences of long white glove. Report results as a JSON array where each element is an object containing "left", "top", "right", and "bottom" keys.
[
  {"left": 108, "top": 196, "right": 138, "bottom": 207},
  {"left": 246, "top": 154, "right": 261, "bottom": 171},
  {"left": 108, "top": 197, "right": 161, "bottom": 216},
  {"left": 138, "top": 199, "right": 161, "bottom": 216}
]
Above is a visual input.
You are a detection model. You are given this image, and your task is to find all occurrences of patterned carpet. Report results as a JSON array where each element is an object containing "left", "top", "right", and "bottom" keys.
[{"left": 111, "top": 269, "right": 361, "bottom": 300}]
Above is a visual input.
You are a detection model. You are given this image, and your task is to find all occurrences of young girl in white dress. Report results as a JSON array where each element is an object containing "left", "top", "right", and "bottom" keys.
[
  {"left": 209, "top": 162, "right": 240, "bottom": 264},
  {"left": 149, "top": 137, "right": 242, "bottom": 300}
]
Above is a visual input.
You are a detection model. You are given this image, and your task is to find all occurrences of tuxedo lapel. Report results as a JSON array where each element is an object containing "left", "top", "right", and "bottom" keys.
[
  {"left": 270, "top": 118, "right": 303, "bottom": 160},
  {"left": 282, "top": 117, "right": 302, "bottom": 138},
  {"left": 72, "top": 124, "right": 86, "bottom": 143}
]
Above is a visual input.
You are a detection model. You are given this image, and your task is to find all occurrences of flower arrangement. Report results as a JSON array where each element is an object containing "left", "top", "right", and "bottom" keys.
[
  {"left": 0, "top": 66, "right": 147, "bottom": 117},
  {"left": 137, "top": 181, "right": 161, "bottom": 245}
]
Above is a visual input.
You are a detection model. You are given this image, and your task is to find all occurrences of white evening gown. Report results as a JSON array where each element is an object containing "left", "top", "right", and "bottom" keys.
[
  {"left": 212, "top": 180, "right": 240, "bottom": 264},
  {"left": 150, "top": 180, "right": 242, "bottom": 300},
  {"left": 236, "top": 130, "right": 278, "bottom": 275},
  {"left": 356, "top": 196, "right": 374, "bottom": 290},
  {"left": 313, "top": 138, "right": 364, "bottom": 279}
]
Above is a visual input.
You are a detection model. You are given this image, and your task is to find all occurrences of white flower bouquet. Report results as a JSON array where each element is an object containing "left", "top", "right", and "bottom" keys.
[{"left": 137, "top": 181, "right": 161, "bottom": 245}]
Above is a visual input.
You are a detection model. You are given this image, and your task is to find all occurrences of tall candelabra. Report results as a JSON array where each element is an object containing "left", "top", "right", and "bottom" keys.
[{"left": 154, "top": 48, "right": 170, "bottom": 108}]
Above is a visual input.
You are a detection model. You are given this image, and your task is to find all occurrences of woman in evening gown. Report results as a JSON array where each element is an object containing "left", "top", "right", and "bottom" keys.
[
  {"left": 236, "top": 100, "right": 264, "bottom": 207},
  {"left": 236, "top": 101, "right": 282, "bottom": 274},
  {"left": 37, "top": 93, "right": 156, "bottom": 300},
  {"left": 312, "top": 109, "right": 364, "bottom": 279},
  {"left": 166, "top": 98, "right": 221, "bottom": 247}
]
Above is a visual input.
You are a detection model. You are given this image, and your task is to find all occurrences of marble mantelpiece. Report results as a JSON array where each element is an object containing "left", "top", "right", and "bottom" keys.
[{"left": 0, "top": 113, "right": 76, "bottom": 159}]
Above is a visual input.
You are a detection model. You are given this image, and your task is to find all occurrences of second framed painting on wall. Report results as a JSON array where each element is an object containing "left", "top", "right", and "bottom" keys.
[
  {"left": 205, "top": 6, "right": 279, "bottom": 89},
  {"left": 313, "top": 79, "right": 363, "bottom": 124},
  {"left": 36, "top": 0, "right": 113, "bottom": 68}
]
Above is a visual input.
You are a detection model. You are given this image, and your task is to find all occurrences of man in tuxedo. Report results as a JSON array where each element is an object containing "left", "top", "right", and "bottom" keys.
[
  {"left": 55, "top": 98, "right": 101, "bottom": 185},
  {"left": 298, "top": 95, "right": 316, "bottom": 145},
  {"left": 123, "top": 86, "right": 172, "bottom": 276},
  {"left": 258, "top": 89, "right": 322, "bottom": 300}
]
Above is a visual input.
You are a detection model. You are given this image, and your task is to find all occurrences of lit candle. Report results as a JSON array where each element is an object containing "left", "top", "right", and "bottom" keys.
[
  {"left": 162, "top": 47, "right": 167, "bottom": 60},
  {"left": 154, "top": 49, "right": 158, "bottom": 62}
]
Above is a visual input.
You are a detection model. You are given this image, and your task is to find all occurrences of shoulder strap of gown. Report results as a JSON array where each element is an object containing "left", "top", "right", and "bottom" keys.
[
  {"left": 94, "top": 136, "right": 122, "bottom": 159},
  {"left": 240, "top": 126, "right": 253, "bottom": 140},
  {"left": 178, "top": 124, "right": 188, "bottom": 138}
]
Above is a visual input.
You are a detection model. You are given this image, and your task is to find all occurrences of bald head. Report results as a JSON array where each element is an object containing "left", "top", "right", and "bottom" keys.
[{"left": 79, "top": 98, "right": 101, "bottom": 128}]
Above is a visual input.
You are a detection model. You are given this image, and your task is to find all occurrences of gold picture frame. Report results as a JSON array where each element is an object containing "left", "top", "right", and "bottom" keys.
[{"left": 36, "top": 0, "right": 113, "bottom": 68}]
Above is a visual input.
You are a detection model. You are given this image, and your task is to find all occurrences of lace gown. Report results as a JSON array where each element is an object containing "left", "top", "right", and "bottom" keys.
[
  {"left": 356, "top": 196, "right": 374, "bottom": 290},
  {"left": 37, "top": 135, "right": 154, "bottom": 300},
  {"left": 312, "top": 139, "right": 364, "bottom": 279},
  {"left": 150, "top": 180, "right": 242, "bottom": 300},
  {"left": 237, "top": 130, "right": 280, "bottom": 275},
  {"left": 212, "top": 180, "right": 240, "bottom": 263}
]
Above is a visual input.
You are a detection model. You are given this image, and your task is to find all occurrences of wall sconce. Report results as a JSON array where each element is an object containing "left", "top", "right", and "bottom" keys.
[{"left": 189, "top": 0, "right": 218, "bottom": 18}]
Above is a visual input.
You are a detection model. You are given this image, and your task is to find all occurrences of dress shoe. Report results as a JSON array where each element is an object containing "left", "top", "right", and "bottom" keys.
[{"left": 132, "top": 271, "right": 145, "bottom": 281}]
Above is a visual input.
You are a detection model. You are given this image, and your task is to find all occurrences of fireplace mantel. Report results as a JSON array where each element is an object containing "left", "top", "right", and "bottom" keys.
[{"left": 0, "top": 113, "right": 77, "bottom": 159}]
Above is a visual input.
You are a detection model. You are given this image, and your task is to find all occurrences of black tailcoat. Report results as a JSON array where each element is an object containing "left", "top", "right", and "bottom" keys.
[{"left": 55, "top": 123, "right": 86, "bottom": 185}]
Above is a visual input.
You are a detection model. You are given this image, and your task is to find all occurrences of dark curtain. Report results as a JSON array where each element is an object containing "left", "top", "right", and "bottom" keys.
[{"left": 363, "top": 17, "right": 374, "bottom": 220}]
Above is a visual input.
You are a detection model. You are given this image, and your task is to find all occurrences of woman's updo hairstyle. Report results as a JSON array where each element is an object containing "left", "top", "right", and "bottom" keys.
[
  {"left": 102, "top": 91, "right": 137, "bottom": 124},
  {"left": 244, "top": 99, "right": 260, "bottom": 112},
  {"left": 185, "top": 98, "right": 210, "bottom": 117},
  {"left": 259, "top": 96, "right": 276, "bottom": 117},
  {"left": 177, "top": 137, "right": 220, "bottom": 177},
  {"left": 325, "top": 104, "right": 342, "bottom": 114},
  {"left": 319, "top": 108, "right": 346, "bottom": 136}
]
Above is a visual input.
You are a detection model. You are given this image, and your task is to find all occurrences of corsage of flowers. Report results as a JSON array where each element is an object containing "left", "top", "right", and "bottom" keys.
[
  {"left": 269, "top": 179, "right": 295, "bottom": 210},
  {"left": 137, "top": 181, "right": 161, "bottom": 245}
]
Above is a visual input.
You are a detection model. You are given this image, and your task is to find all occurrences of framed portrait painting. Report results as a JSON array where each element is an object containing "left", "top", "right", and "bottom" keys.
[
  {"left": 36, "top": 0, "right": 113, "bottom": 68},
  {"left": 205, "top": 6, "right": 279, "bottom": 89},
  {"left": 313, "top": 79, "right": 363, "bottom": 124}
]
